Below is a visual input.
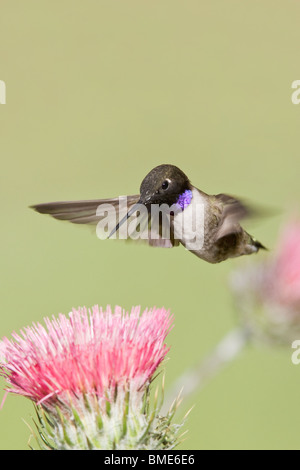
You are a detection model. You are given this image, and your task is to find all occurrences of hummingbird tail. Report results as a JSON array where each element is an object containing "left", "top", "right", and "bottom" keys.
[
  {"left": 252, "top": 238, "right": 267, "bottom": 251},
  {"left": 244, "top": 231, "right": 267, "bottom": 253}
]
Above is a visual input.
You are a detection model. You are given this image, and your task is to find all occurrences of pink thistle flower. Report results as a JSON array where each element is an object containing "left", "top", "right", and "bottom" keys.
[
  {"left": 264, "top": 220, "right": 300, "bottom": 310},
  {"left": 231, "top": 219, "right": 300, "bottom": 344},
  {"left": 0, "top": 305, "right": 172, "bottom": 404},
  {"left": 0, "top": 306, "right": 180, "bottom": 450}
]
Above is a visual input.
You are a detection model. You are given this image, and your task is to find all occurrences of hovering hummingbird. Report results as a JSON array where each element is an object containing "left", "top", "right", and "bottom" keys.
[{"left": 31, "top": 164, "right": 266, "bottom": 264}]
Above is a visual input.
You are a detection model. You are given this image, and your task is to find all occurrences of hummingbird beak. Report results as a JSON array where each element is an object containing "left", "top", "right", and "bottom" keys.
[{"left": 108, "top": 201, "right": 142, "bottom": 238}]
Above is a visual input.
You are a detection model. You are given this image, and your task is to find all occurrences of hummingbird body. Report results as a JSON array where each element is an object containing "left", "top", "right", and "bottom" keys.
[
  {"left": 172, "top": 187, "right": 263, "bottom": 263},
  {"left": 31, "top": 164, "right": 265, "bottom": 264}
]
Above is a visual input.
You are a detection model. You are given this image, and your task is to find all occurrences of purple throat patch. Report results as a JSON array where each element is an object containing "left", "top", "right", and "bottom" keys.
[{"left": 176, "top": 189, "right": 193, "bottom": 210}]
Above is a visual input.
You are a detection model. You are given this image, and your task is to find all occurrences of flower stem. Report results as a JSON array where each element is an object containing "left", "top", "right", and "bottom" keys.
[{"left": 163, "top": 327, "right": 250, "bottom": 413}]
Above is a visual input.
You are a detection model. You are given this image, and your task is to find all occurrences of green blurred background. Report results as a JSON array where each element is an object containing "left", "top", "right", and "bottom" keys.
[{"left": 1, "top": 0, "right": 300, "bottom": 450}]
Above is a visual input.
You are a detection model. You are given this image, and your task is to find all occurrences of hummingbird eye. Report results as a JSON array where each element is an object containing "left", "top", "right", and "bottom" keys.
[{"left": 161, "top": 180, "right": 169, "bottom": 190}]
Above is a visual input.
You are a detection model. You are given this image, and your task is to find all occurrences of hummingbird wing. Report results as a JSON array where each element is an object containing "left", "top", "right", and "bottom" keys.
[
  {"left": 31, "top": 196, "right": 140, "bottom": 225},
  {"left": 142, "top": 212, "right": 179, "bottom": 248},
  {"left": 214, "top": 193, "right": 250, "bottom": 240},
  {"left": 31, "top": 197, "right": 178, "bottom": 248}
]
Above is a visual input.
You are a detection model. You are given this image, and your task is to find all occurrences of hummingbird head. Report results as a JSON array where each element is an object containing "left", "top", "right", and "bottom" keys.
[
  {"left": 109, "top": 164, "right": 191, "bottom": 238},
  {"left": 139, "top": 164, "right": 191, "bottom": 206}
]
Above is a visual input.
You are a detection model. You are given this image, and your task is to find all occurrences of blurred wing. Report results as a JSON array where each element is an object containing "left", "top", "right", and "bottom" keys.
[
  {"left": 31, "top": 196, "right": 140, "bottom": 225},
  {"left": 114, "top": 203, "right": 179, "bottom": 248},
  {"left": 31, "top": 197, "right": 179, "bottom": 248},
  {"left": 214, "top": 193, "right": 251, "bottom": 240},
  {"left": 140, "top": 210, "right": 179, "bottom": 248}
]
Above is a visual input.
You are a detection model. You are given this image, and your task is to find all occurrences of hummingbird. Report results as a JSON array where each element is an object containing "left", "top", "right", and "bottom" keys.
[{"left": 31, "top": 164, "right": 266, "bottom": 264}]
